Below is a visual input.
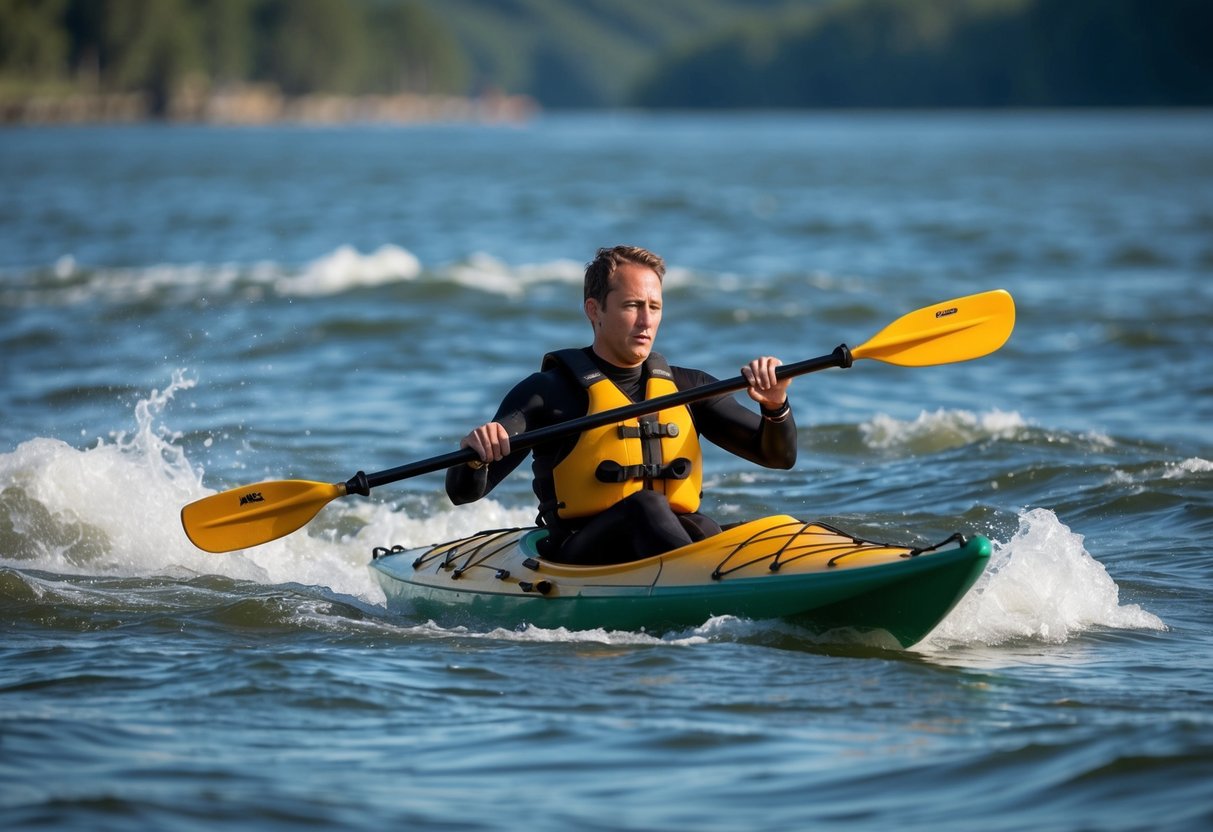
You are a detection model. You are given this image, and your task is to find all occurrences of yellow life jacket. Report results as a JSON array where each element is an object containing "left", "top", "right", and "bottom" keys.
[{"left": 543, "top": 349, "right": 702, "bottom": 520}]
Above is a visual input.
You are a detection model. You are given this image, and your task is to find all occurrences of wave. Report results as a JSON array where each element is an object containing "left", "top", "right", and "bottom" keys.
[
  {"left": 1162, "top": 457, "right": 1213, "bottom": 479},
  {"left": 858, "top": 408, "right": 1114, "bottom": 454},
  {"left": 920, "top": 507, "right": 1166, "bottom": 651},
  {"left": 0, "top": 245, "right": 591, "bottom": 307},
  {"left": 279, "top": 245, "right": 423, "bottom": 296},
  {"left": 2, "top": 246, "right": 736, "bottom": 308},
  {"left": 0, "top": 374, "right": 1167, "bottom": 651},
  {"left": 0, "top": 371, "right": 535, "bottom": 605}
]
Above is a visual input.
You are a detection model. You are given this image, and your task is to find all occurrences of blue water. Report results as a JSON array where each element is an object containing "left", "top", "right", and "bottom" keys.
[{"left": 2, "top": 113, "right": 1212, "bottom": 830}]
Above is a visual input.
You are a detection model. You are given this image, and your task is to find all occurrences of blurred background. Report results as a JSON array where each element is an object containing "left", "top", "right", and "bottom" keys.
[{"left": 3, "top": 0, "right": 1211, "bottom": 123}]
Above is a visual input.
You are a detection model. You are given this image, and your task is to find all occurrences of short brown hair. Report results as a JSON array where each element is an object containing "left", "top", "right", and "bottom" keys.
[{"left": 583, "top": 245, "right": 666, "bottom": 305}]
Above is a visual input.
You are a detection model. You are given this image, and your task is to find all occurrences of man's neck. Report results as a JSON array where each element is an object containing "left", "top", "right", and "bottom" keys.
[{"left": 586, "top": 347, "right": 645, "bottom": 402}]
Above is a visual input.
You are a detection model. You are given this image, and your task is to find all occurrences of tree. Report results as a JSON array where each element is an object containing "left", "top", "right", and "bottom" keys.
[
  {"left": 198, "top": 0, "right": 254, "bottom": 86},
  {"left": 98, "top": 0, "right": 203, "bottom": 112},
  {"left": 365, "top": 1, "right": 469, "bottom": 94},
  {"left": 264, "top": 0, "right": 368, "bottom": 94},
  {"left": 0, "top": 0, "right": 69, "bottom": 83}
]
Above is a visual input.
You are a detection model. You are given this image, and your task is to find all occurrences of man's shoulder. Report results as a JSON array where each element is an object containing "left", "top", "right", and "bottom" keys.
[
  {"left": 671, "top": 364, "right": 717, "bottom": 389},
  {"left": 511, "top": 367, "right": 572, "bottom": 391},
  {"left": 508, "top": 357, "right": 586, "bottom": 398}
]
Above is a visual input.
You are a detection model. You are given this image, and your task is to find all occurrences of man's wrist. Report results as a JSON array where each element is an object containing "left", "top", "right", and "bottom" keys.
[{"left": 761, "top": 399, "right": 791, "bottom": 422}]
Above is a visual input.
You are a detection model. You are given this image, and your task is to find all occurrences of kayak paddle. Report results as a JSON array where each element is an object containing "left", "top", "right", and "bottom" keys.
[{"left": 182, "top": 288, "right": 1014, "bottom": 553}]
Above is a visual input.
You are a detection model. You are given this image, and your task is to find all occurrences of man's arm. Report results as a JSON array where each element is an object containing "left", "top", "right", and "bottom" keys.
[
  {"left": 444, "top": 416, "right": 527, "bottom": 505},
  {"left": 679, "top": 367, "right": 798, "bottom": 469},
  {"left": 444, "top": 370, "right": 572, "bottom": 505}
]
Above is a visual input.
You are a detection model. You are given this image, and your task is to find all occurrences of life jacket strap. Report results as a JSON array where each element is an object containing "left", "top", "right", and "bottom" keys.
[
  {"left": 617, "top": 421, "right": 680, "bottom": 439},
  {"left": 595, "top": 457, "right": 693, "bottom": 484}
]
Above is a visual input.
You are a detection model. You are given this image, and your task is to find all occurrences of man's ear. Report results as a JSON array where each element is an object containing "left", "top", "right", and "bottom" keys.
[{"left": 585, "top": 297, "right": 600, "bottom": 327}]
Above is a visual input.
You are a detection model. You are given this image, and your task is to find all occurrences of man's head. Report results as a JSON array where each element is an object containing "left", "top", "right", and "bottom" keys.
[
  {"left": 583, "top": 245, "right": 666, "bottom": 368},
  {"left": 583, "top": 245, "right": 666, "bottom": 307}
]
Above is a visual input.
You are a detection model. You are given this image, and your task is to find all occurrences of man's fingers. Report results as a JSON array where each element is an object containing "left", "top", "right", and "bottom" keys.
[
  {"left": 485, "top": 425, "right": 510, "bottom": 460},
  {"left": 461, "top": 422, "right": 511, "bottom": 463},
  {"left": 476, "top": 423, "right": 511, "bottom": 461},
  {"left": 744, "top": 356, "right": 782, "bottom": 390}
]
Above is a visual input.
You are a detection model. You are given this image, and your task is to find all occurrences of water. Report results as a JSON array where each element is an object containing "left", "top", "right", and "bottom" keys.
[{"left": 2, "top": 112, "right": 1211, "bottom": 830}]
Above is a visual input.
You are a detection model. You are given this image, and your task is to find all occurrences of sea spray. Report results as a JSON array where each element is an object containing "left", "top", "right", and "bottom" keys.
[
  {"left": 920, "top": 507, "right": 1165, "bottom": 650},
  {"left": 0, "top": 371, "right": 541, "bottom": 607},
  {"left": 0, "top": 371, "right": 201, "bottom": 572}
]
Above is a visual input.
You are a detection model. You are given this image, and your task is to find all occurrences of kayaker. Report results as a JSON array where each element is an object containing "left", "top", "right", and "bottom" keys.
[{"left": 446, "top": 245, "right": 797, "bottom": 564}]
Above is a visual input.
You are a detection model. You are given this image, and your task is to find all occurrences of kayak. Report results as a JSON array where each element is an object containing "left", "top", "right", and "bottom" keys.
[{"left": 370, "top": 515, "right": 990, "bottom": 647}]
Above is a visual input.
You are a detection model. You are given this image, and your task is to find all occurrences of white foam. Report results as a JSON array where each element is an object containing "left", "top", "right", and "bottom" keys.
[
  {"left": 860, "top": 408, "right": 1030, "bottom": 451},
  {"left": 860, "top": 408, "right": 1119, "bottom": 454},
  {"left": 446, "top": 252, "right": 583, "bottom": 298},
  {"left": 0, "top": 371, "right": 536, "bottom": 606},
  {"left": 385, "top": 614, "right": 767, "bottom": 648},
  {"left": 1162, "top": 457, "right": 1213, "bottom": 479},
  {"left": 274, "top": 244, "right": 422, "bottom": 296},
  {"left": 53, "top": 254, "right": 77, "bottom": 280},
  {"left": 919, "top": 507, "right": 1165, "bottom": 650},
  {"left": 0, "top": 371, "right": 204, "bottom": 574},
  {"left": 3, "top": 245, "right": 600, "bottom": 306}
]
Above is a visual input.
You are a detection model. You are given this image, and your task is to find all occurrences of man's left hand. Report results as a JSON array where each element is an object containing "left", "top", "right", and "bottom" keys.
[{"left": 741, "top": 356, "right": 791, "bottom": 410}]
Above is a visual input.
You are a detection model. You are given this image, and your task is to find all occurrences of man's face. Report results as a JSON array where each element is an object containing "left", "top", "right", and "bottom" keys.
[{"left": 586, "top": 262, "right": 663, "bottom": 368}]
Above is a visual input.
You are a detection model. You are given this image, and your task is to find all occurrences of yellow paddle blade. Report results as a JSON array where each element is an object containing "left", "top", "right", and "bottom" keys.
[
  {"left": 851, "top": 289, "right": 1015, "bottom": 366},
  {"left": 181, "top": 480, "right": 345, "bottom": 553}
]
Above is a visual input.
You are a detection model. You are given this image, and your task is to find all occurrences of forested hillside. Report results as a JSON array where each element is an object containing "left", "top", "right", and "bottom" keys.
[
  {"left": 634, "top": 0, "right": 1213, "bottom": 108},
  {"left": 1, "top": 0, "right": 1207, "bottom": 120}
]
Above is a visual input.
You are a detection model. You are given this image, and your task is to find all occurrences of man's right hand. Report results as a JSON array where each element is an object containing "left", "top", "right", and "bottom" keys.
[{"left": 460, "top": 421, "right": 511, "bottom": 466}]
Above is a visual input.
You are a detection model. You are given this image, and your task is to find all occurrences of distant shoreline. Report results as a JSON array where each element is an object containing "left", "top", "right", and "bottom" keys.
[
  {"left": 0, "top": 84, "right": 538, "bottom": 126},
  {"left": 4, "top": 88, "right": 1208, "bottom": 127}
]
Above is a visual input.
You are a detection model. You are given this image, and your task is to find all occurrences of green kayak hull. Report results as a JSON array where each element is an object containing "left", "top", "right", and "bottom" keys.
[{"left": 370, "top": 516, "right": 990, "bottom": 648}]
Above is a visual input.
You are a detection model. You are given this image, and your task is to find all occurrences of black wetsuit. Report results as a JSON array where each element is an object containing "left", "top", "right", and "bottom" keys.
[{"left": 445, "top": 347, "right": 797, "bottom": 564}]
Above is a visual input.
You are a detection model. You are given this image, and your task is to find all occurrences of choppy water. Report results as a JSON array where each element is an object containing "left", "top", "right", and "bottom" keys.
[{"left": 2, "top": 113, "right": 1211, "bottom": 830}]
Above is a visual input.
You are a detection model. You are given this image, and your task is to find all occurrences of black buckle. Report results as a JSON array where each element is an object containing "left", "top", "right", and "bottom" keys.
[
  {"left": 595, "top": 458, "right": 692, "bottom": 483},
  {"left": 617, "top": 421, "right": 679, "bottom": 439}
]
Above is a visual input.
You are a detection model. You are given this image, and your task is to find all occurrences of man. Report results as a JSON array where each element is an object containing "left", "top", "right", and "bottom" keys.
[{"left": 446, "top": 245, "right": 797, "bottom": 565}]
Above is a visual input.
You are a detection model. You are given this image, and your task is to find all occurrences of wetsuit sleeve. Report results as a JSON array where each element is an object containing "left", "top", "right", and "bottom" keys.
[
  {"left": 444, "top": 371, "right": 561, "bottom": 505},
  {"left": 678, "top": 367, "right": 798, "bottom": 469}
]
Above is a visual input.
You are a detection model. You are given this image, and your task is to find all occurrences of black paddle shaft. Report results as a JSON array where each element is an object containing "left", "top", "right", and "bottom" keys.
[{"left": 343, "top": 345, "right": 853, "bottom": 496}]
